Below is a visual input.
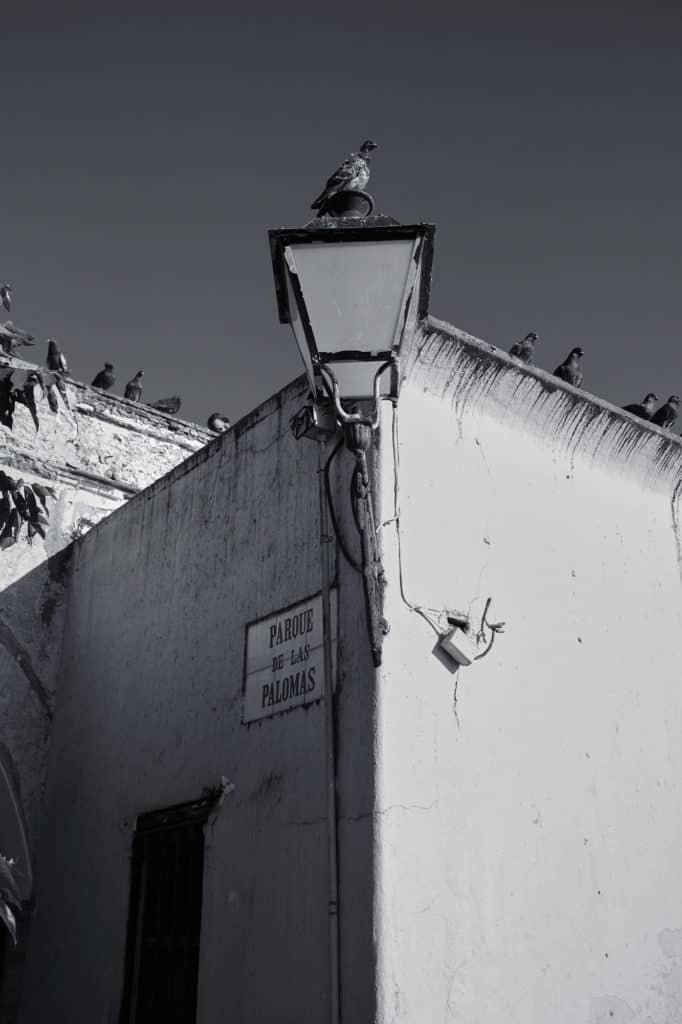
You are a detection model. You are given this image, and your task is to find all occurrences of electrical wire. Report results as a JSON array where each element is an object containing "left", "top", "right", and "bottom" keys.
[
  {"left": 390, "top": 405, "right": 506, "bottom": 659},
  {"left": 473, "top": 597, "right": 505, "bottom": 660},
  {"left": 390, "top": 405, "right": 447, "bottom": 637}
]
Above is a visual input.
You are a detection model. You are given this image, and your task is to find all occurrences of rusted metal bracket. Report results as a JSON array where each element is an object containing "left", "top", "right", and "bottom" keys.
[{"left": 347, "top": 423, "right": 388, "bottom": 667}]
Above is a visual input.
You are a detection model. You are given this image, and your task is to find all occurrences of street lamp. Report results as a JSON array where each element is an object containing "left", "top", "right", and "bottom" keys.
[
  {"left": 269, "top": 213, "right": 436, "bottom": 665},
  {"left": 268, "top": 220, "right": 435, "bottom": 427},
  {"left": 268, "top": 207, "right": 435, "bottom": 1024}
]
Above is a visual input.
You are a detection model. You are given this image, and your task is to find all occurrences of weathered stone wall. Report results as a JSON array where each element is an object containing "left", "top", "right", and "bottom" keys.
[{"left": 0, "top": 354, "right": 211, "bottom": 847}]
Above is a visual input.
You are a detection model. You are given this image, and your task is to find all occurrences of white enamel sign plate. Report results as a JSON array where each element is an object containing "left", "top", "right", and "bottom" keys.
[{"left": 243, "top": 591, "right": 337, "bottom": 724}]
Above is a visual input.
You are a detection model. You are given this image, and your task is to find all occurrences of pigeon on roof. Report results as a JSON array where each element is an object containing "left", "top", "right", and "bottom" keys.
[
  {"left": 46, "top": 339, "right": 68, "bottom": 374},
  {"left": 207, "top": 412, "right": 231, "bottom": 434},
  {"left": 91, "top": 363, "right": 115, "bottom": 390},
  {"left": 650, "top": 395, "right": 680, "bottom": 430},
  {"left": 124, "top": 371, "right": 144, "bottom": 403},
  {"left": 623, "top": 393, "right": 657, "bottom": 420},
  {"left": 311, "top": 140, "right": 377, "bottom": 211},
  {"left": 149, "top": 395, "right": 181, "bottom": 415},
  {"left": 0, "top": 286, "right": 11, "bottom": 313},
  {"left": 508, "top": 332, "right": 539, "bottom": 364},
  {"left": 553, "top": 347, "right": 584, "bottom": 388},
  {"left": 0, "top": 322, "right": 35, "bottom": 356}
]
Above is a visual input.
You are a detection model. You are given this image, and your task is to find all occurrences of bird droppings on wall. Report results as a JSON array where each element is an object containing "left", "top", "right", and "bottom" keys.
[{"left": 404, "top": 318, "right": 682, "bottom": 496}]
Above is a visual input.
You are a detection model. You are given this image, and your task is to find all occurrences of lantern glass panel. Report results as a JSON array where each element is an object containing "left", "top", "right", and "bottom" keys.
[
  {"left": 285, "top": 271, "right": 317, "bottom": 392},
  {"left": 287, "top": 239, "right": 417, "bottom": 357}
]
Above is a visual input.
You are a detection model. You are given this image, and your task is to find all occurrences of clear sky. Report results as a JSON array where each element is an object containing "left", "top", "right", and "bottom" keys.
[{"left": 2, "top": 2, "right": 681, "bottom": 426}]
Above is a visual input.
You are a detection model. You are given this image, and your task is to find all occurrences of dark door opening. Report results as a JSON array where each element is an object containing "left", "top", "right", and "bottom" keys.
[{"left": 120, "top": 798, "right": 212, "bottom": 1024}]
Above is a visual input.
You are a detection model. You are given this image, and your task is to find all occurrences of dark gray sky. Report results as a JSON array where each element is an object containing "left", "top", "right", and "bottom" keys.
[{"left": 2, "top": 3, "right": 681, "bottom": 425}]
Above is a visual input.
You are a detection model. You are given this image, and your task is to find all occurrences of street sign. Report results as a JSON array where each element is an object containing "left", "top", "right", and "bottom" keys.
[{"left": 243, "top": 591, "right": 337, "bottom": 724}]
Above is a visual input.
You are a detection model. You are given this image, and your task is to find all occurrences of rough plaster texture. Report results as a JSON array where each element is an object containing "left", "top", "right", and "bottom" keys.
[
  {"left": 0, "top": 356, "right": 210, "bottom": 848},
  {"left": 374, "top": 318, "right": 682, "bottom": 1023},
  {"left": 16, "top": 317, "right": 682, "bottom": 1023},
  {"left": 18, "top": 377, "right": 378, "bottom": 1024},
  {"left": 0, "top": 358, "right": 211, "bottom": 1021}
]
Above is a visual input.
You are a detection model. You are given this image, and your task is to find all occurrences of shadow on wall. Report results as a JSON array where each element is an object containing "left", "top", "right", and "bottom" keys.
[{"left": 0, "top": 545, "right": 74, "bottom": 1024}]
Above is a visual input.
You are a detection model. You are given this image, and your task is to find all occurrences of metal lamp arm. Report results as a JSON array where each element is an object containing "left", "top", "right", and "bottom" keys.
[{"left": 317, "top": 359, "right": 394, "bottom": 430}]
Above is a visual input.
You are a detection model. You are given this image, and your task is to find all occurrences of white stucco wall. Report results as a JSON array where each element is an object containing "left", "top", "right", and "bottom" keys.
[
  {"left": 373, "top": 319, "right": 682, "bottom": 1023},
  {"left": 16, "top": 317, "right": 682, "bottom": 1024},
  {"left": 18, "top": 377, "right": 379, "bottom": 1024}
]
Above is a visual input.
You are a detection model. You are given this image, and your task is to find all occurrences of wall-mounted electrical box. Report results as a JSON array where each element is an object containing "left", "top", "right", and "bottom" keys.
[{"left": 439, "top": 626, "right": 477, "bottom": 667}]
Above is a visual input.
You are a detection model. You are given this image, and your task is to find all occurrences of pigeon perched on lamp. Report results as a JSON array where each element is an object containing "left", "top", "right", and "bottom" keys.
[
  {"left": 651, "top": 395, "right": 680, "bottom": 430},
  {"left": 311, "top": 140, "right": 377, "bottom": 212},
  {"left": 623, "top": 393, "right": 657, "bottom": 420},
  {"left": 91, "top": 363, "right": 115, "bottom": 390},
  {"left": 553, "top": 347, "right": 584, "bottom": 388},
  {"left": 124, "top": 371, "right": 144, "bottom": 402},
  {"left": 508, "top": 332, "right": 539, "bottom": 365}
]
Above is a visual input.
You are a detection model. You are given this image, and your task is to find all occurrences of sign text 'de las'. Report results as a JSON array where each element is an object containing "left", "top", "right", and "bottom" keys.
[{"left": 243, "top": 591, "right": 337, "bottom": 723}]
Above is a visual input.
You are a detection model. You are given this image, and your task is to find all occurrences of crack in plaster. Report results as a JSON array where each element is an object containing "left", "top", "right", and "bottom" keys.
[
  {"left": 288, "top": 801, "right": 437, "bottom": 827},
  {"left": 0, "top": 617, "right": 53, "bottom": 720}
]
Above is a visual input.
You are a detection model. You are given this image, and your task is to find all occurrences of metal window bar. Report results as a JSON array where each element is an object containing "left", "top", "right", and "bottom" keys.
[{"left": 120, "top": 798, "right": 211, "bottom": 1024}]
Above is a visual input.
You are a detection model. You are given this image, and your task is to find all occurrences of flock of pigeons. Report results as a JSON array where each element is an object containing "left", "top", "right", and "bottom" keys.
[
  {"left": 509, "top": 332, "right": 680, "bottom": 430},
  {"left": 0, "top": 286, "right": 231, "bottom": 434},
  {"left": 311, "top": 141, "right": 681, "bottom": 434},
  {"left": 3, "top": 141, "right": 681, "bottom": 445}
]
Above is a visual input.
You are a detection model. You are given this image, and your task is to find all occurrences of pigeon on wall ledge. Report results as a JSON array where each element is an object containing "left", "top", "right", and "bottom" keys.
[
  {"left": 622, "top": 393, "right": 657, "bottom": 420},
  {"left": 46, "top": 339, "right": 68, "bottom": 374},
  {"left": 149, "top": 396, "right": 181, "bottom": 415},
  {"left": 124, "top": 372, "right": 144, "bottom": 402},
  {"left": 553, "top": 347, "right": 584, "bottom": 388},
  {"left": 91, "top": 363, "right": 115, "bottom": 390},
  {"left": 207, "top": 413, "right": 231, "bottom": 434},
  {"left": 650, "top": 395, "right": 680, "bottom": 430},
  {"left": 508, "top": 332, "right": 539, "bottom": 365}
]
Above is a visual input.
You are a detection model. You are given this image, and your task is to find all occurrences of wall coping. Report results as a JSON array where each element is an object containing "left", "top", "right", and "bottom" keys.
[
  {"left": 0, "top": 355, "right": 212, "bottom": 444},
  {"left": 400, "top": 316, "right": 682, "bottom": 499}
]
